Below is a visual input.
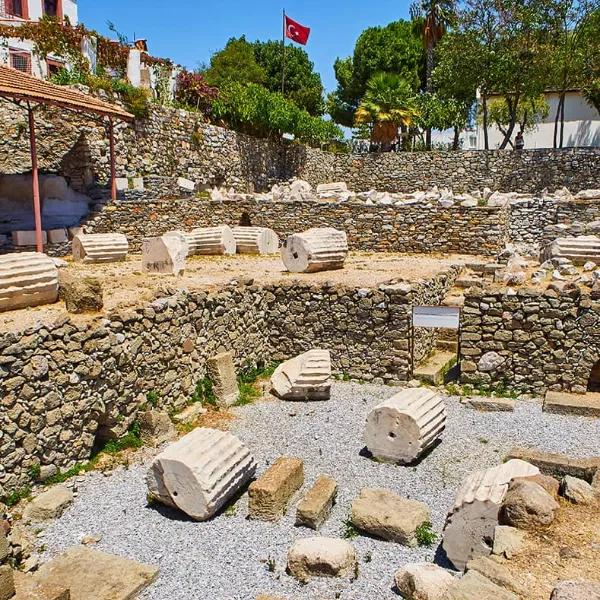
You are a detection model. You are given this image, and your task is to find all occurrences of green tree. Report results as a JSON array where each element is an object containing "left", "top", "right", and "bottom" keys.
[
  {"left": 252, "top": 40, "right": 325, "bottom": 115},
  {"left": 328, "top": 20, "right": 423, "bottom": 127},
  {"left": 203, "top": 37, "right": 267, "bottom": 88},
  {"left": 414, "top": 92, "right": 472, "bottom": 149},
  {"left": 579, "top": 7, "right": 600, "bottom": 115},
  {"left": 354, "top": 72, "right": 418, "bottom": 149},
  {"left": 410, "top": 0, "right": 456, "bottom": 147}
]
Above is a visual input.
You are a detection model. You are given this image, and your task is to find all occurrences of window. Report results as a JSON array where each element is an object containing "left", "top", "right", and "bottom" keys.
[
  {"left": 9, "top": 50, "right": 32, "bottom": 74},
  {"left": 46, "top": 58, "right": 64, "bottom": 77},
  {"left": 5, "top": 0, "right": 28, "bottom": 18},
  {"left": 43, "top": 0, "right": 60, "bottom": 17}
]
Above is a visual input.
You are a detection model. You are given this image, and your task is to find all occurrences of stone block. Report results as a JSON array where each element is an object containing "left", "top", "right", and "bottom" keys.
[
  {"left": 442, "top": 459, "right": 539, "bottom": 570},
  {"left": 561, "top": 475, "right": 596, "bottom": 504},
  {"left": 47, "top": 229, "right": 68, "bottom": 244},
  {"left": 551, "top": 580, "right": 600, "bottom": 600},
  {"left": 13, "top": 571, "right": 69, "bottom": 600},
  {"left": 281, "top": 227, "right": 348, "bottom": 273},
  {"left": 466, "top": 556, "right": 528, "bottom": 596},
  {"left": 351, "top": 487, "right": 430, "bottom": 546},
  {"left": 138, "top": 409, "right": 177, "bottom": 447},
  {"left": 461, "top": 396, "right": 515, "bottom": 412},
  {"left": 177, "top": 177, "right": 195, "bottom": 191},
  {"left": 232, "top": 226, "right": 279, "bottom": 255},
  {"left": 287, "top": 537, "right": 356, "bottom": 583},
  {"left": 295, "top": 474, "right": 337, "bottom": 530},
  {"left": 132, "top": 177, "right": 144, "bottom": 191},
  {"left": 0, "top": 530, "right": 8, "bottom": 563},
  {"left": 207, "top": 351, "right": 239, "bottom": 407},
  {"left": 33, "top": 546, "right": 157, "bottom": 600},
  {"left": 141, "top": 235, "right": 187, "bottom": 275},
  {"left": 67, "top": 227, "right": 83, "bottom": 240},
  {"left": 11, "top": 230, "right": 47, "bottom": 246},
  {"left": 0, "top": 565, "right": 15, "bottom": 600},
  {"left": 248, "top": 457, "right": 304, "bottom": 521},
  {"left": 72, "top": 233, "right": 128, "bottom": 263},
  {"left": 270, "top": 349, "right": 331, "bottom": 401},
  {"left": 23, "top": 486, "right": 73, "bottom": 522},
  {"left": 364, "top": 388, "right": 446, "bottom": 464},
  {"left": 172, "top": 403, "right": 206, "bottom": 424},
  {"left": 543, "top": 391, "right": 600, "bottom": 418},
  {"left": 0, "top": 252, "right": 59, "bottom": 312},
  {"left": 446, "top": 570, "right": 518, "bottom": 600},
  {"left": 500, "top": 479, "right": 558, "bottom": 530},
  {"left": 115, "top": 177, "right": 129, "bottom": 191},
  {"left": 492, "top": 525, "right": 524, "bottom": 559},
  {"left": 394, "top": 563, "right": 455, "bottom": 600},
  {"left": 58, "top": 274, "right": 103, "bottom": 314},
  {"left": 146, "top": 427, "right": 256, "bottom": 521}
]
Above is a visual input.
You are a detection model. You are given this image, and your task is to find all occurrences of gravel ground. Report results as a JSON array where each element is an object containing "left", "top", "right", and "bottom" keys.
[{"left": 40, "top": 383, "right": 600, "bottom": 600}]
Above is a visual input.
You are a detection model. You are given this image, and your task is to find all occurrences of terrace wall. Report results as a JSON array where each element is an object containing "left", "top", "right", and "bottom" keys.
[{"left": 0, "top": 269, "right": 457, "bottom": 497}]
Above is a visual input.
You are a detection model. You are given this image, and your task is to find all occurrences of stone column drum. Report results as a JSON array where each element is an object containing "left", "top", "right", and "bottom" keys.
[
  {"left": 166, "top": 226, "right": 236, "bottom": 256},
  {"left": 146, "top": 427, "right": 256, "bottom": 521},
  {"left": 442, "top": 459, "right": 539, "bottom": 571},
  {"left": 141, "top": 235, "right": 188, "bottom": 275},
  {"left": 232, "top": 226, "right": 279, "bottom": 255},
  {"left": 72, "top": 233, "right": 129, "bottom": 263},
  {"left": 270, "top": 349, "right": 332, "bottom": 400},
  {"left": 281, "top": 227, "right": 348, "bottom": 273},
  {"left": 0, "top": 252, "right": 59, "bottom": 312},
  {"left": 364, "top": 388, "right": 447, "bottom": 464}
]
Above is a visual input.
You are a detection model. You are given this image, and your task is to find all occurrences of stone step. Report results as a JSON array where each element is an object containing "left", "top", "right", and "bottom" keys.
[
  {"left": 414, "top": 350, "right": 457, "bottom": 385},
  {"left": 543, "top": 390, "right": 600, "bottom": 417},
  {"left": 436, "top": 339, "right": 458, "bottom": 352},
  {"left": 455, "top": 276, "right": 485, "bottom": 289}
]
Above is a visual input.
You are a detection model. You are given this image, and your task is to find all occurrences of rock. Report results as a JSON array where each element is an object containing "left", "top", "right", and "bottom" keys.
[
  {"left": 478, "top": 352, "right": 505, "bottom": 373},
  {"left": 0, "top": 530, "right": 8, "bottom": 563},
  {"left": 32, "top": 546, "right": 157, "bottom": 600},
  {"left": 23, "top": 486, "right": 74, "bottom": 522},
  {"left": 232, "top": 227, "right": 279, "bottom": 254},
  {"left": 290, "top": 179, "right": 312, "bottom": 196},
  {"left": 13, "top": 569, "right": 69, "bottom": 599},
  {"left": 575, "top": 189, "right": 600, "bottom": 200},
  {"left": 351, "top": 487, "right": 430, "bottom": 546},
  {"left": 461, "top": 396, "right": 515, "bottom": 412},
  {"left": 138, "top": 410, "right": 177, "bottom": 447},
  {"left": 287, "top": 537, "right": 357, "bottom": 583},
  {"left": 466, "top": 556, "right": 527, "bottom": 596},
  {"left": 58, "top": 274, "right": 103, "bottom": 313},
  {"left": 270, "top": 349, "right": 331, "bottom": 401},
  {"left": 394, "top": 563, "right": 455, "bottom": 600},
  {"left": 500, "top": 479, "right": 559, "bottom": 529},
  {"left": 141, "top": 235, "right": 187, "bottom": 276},
  {"left": 492, "top": 525, "right": 524, "bottom": 559},
  {"left": 316, "top": 182, "right": 348, "bottom": 196},
  {"left": 445, "top": 570, "right": 519, "bottom": 600},
  {"left": 177, "top": 177, "right": 195, "bottom": 192},
  {"left": 513, "top": 474, "right": 560, "bottom": 498},
  {"left": 0, "top": 566, "right": 15, "bottom": 600},
  {"left": 295, "top": 474, "right": 337, "bottom": 530},
  {"left": 72, "top": 233, "right": 129, "bottom": 263},
  {"left": 206, "top": 351, "right": 239, "bottom": 407},
  {"left": 146, "top": 428, "right": 256, "bottom": 521},
  {"left": 0, "top": 252, "right": 59, "bottom": 312},
  {"left": 364, "top": 388, "right": 446, "bottom": 464},
  {"left": 583, "top": 261, "right": 597, "bottom": 272},
  {"left": 281, "top": 227, "right": 348, "bottom": 273},
  {"left": 550, "top": 579, "right": 600, "bottom": 599},
  {"left": 248, "top": 457, "right": 304, "bottom": 521},
  {"left": 561, "top": 476, "right": 596, "bottom": 505},
  {"left": 442, "top": 459, "right": 539, "bottom": 570},
  {"left": 172, "top": 403, "right": 206, "bottom": 424}
]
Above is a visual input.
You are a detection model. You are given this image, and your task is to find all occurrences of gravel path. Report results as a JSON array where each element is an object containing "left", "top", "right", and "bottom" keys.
[{"left": 40, "top": 383, "right": 600, "bottom": 600}]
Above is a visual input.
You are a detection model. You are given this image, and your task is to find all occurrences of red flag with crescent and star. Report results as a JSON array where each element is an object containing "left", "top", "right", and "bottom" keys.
[{"left": 285, "top": 15, "right": 311, "bottom": 45}]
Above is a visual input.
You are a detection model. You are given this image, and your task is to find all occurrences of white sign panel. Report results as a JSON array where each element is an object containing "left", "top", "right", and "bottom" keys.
[{"left": 412, "top": 306, "right": 461, "bottom": 329}]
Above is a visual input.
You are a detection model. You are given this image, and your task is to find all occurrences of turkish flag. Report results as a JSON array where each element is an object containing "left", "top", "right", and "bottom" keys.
[{"left": 285, "top": 15, "right": 311, "bottom": 45}]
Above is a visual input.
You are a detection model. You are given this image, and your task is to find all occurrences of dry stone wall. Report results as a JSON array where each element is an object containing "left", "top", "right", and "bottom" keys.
[
  {"left": 84, "top": 199, "right": 507, "bottom": 256},
  {"left": 460, "top": 287, "right": 600, "bottom": 395},
  {"left": 0, "top": 270, "right": 458, "bottom": 496},
  {"left": 1, "top": 99, "right": 599, "bottom": 195}
]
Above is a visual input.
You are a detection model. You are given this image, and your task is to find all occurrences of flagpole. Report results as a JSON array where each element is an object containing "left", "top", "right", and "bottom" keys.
[{"left": 281, "top": 8, "right": 286, "bottom": 95}]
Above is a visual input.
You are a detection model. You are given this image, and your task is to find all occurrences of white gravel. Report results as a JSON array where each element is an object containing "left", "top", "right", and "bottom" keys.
[{"left": 39, "top": 383, "right": 600, "bottom": 600}]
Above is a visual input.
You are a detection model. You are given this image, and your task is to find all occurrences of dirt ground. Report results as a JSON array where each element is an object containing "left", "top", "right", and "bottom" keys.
[
  {"left": 0, "top": 251, "right": 481, "bottom": 334},
  {"left": 508, "top": 498, "right": 600, "bottom": 598}
]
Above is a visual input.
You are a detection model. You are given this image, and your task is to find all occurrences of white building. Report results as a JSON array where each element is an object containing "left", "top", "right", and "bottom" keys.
[
  {"left": 0, "top": 0, "right": 79, "bottom": 78},
  {"left": 477, "top": 90, "right": 600, "bottom": 150}
]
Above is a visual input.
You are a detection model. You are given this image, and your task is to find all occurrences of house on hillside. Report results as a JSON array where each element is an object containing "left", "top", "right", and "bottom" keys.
[
  {"left": 0, "top": 0, "right": 80, "bottom": 77},
  {"left": 476, "top": 89, "right": 600, "bottom": 150}
]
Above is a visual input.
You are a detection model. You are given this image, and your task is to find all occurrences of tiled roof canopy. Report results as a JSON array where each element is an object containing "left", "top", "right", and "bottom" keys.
[{"left": 0, "top": 65, "right": 134, "bottom": 120}]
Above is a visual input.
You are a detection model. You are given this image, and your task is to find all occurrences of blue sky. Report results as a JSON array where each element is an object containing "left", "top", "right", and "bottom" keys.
[{"left": 79, "top": 0, "right": 412, "bottom": 94}]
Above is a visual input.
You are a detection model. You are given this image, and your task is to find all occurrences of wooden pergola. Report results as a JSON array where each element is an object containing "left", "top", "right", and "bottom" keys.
[{"left": 0, "top": 65, "right": 134, "bottom": 252}]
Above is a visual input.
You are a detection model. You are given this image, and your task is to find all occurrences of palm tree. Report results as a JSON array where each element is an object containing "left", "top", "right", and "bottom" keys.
[
  {"left": 355, "top": 73, "right": 418, "bottom": 150},
  {"left": 411, "top": 0, "right": 456, "bottom": 148}
]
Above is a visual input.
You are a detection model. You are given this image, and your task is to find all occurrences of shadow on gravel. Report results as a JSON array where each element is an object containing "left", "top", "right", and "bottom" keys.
[
  {"left": 358, "top": 439, "right": 442, "bottom": 466},
  {"left": 433, "top": 542, "right": 456, "bottom": 571},
  {"left": 145, "top": 501, "right": 196, "bottom": 523}
]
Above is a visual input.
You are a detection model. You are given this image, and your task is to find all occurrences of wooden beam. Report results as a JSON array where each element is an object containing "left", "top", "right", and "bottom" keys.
[{"left": 27, "top": 104, "right": 44, "bottom": 253}]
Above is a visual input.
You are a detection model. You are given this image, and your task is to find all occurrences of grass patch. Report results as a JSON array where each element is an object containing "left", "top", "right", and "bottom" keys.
[
  {"left": 146, "top": 390, "right": 160, "bottom": 408},
  {"left": 2, "top": 486, "right": 31, "bottom": 508},
  {"left": 341, "top": 517, "right": 359, "bottom": 539},
  {"left": 445, "top": 380, "right": 518, "bottom": 399},
  {"left": 191, "top": 377, "right": 217, "bottom": 407},
  {"left": 27, "top": 463, "right": 41, "bottom": 481},
  {"left": 415, "top": 521, "right": 437, "bottom": 547},
  {"left": 234, "top": 361, "right": 280, "bottom": 407},
  {"left": 236, "top": 382, "right": 261, "bottom": 406}
]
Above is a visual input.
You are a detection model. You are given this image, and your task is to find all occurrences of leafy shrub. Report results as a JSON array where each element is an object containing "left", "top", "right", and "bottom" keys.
[
  {"left": 50, "top": 66, "right": 87, "bottom": 86},
  {"left": 415, "top": 521, "right": 437, "bottom": 547},
  {"left": 111, "top": 79, "right": 151, "bottom": 119},
  {"left": 191, "top": 377, "right": 217, "bottom": 406},
  {"left": 175, "top": 71, "right": 218, "bottom": 114}
]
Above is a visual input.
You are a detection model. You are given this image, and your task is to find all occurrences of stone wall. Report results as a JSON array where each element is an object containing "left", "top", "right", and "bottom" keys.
[
  {"left": 290, "top": 146, "right": 600, "bottom": 193},
  {"left": 84, "top": 199, "right": 507, "bottom": 256},
  {"left": 0, "top": 269, "right": 458, "bottom": 496},
  {"left": 460, "top": 286, "right": 600, "bottom": 396},
  {"left": 1, "top": 99, "right": 599, "bottom": 196}
]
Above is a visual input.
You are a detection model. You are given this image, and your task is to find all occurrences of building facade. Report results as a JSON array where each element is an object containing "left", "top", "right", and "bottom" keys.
[
  {"left": 477, "top": 90, "right": 600, "bottom": 150},
  {"left": 0, "top": 0, "right": 78, "bottom": 77}
]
